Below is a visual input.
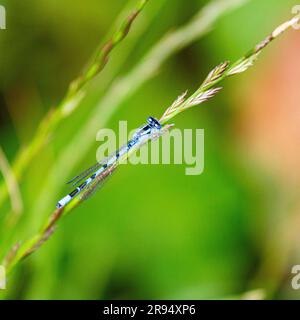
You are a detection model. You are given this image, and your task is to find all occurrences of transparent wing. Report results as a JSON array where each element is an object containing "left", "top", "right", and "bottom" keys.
[
  {"left": 67, "top": 153, "right": 115, "bottom": 187},
  {"left": 67, "top": 162, "right": 103, "bottom": 186},
  {"left": 80, "top": 163, "right": 118, "bottom": 201},
  {"left": 67, "top": 141, "right": 129, "bottom": 187}
]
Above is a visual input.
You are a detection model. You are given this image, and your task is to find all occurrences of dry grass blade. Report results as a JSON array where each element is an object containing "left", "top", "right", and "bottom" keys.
[
  {"left": 188, "top": 87, "right": 223, "bottom": 107},
  {"left": 201, "top": 61, "right": 229, "bottom": 88},
  {"left": 227, "top": 52, "right": 261, "bottom": 75},
  {"left": 160, "top": 91, "right": 188, "bottom": 122}
]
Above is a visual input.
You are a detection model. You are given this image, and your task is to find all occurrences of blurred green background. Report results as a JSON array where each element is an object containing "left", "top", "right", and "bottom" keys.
[{"left": 0, "top": 0, "right": 300, "bottom": 299}]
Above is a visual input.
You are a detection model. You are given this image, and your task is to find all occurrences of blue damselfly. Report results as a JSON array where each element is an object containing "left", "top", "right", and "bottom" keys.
[{"left": 56, "top": 117, "right": 163, "bottom": 208}]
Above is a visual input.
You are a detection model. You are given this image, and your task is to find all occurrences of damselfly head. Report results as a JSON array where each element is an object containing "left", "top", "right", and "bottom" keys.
[
  {"left": 133, "top": 117, "right": 162, "bottom": 139},
  {"left": 147, "top": 117, "right": 162, "bottom": 130}
]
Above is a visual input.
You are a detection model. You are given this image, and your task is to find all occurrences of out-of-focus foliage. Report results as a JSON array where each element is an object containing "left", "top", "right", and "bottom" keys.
[{"left": 0, "top": 0, "right": 299, "bottom": 299}]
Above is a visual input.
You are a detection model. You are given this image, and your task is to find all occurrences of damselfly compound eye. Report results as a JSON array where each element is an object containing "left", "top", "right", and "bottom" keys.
[{"left": 147, "top": 117, "right": 162, "bottom": 130}]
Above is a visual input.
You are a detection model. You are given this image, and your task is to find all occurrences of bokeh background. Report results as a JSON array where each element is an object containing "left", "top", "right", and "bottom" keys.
[{"left": 0, "top": 0, "right": 300, "bottom": 299}]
